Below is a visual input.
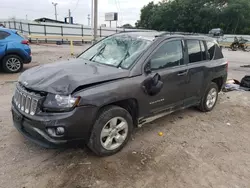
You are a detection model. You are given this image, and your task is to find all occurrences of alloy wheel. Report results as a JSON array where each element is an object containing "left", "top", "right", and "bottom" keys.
[
  {"left": 100, "top": 117, "right": 128, "bottom": 151},
  {"left": 206, "top": 88, "right": 217, "bottom": 109},
  {"left": 6, "top": 57, "right": 21, "bottom": 72}
]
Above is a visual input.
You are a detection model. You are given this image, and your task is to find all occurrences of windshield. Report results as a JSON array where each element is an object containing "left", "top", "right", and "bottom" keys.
[{"left": 79, "top": 34, "right": 151, "bottom": 69}]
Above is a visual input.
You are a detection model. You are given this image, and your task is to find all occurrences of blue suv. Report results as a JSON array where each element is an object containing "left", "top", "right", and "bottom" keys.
[{"left": 0, "top": 28, "right": 31, "bottom": 73}]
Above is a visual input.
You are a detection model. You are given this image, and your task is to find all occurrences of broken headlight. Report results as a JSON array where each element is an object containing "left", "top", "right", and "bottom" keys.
[{"left": 43, "top": 94, "right": 80, "bottom": 112}]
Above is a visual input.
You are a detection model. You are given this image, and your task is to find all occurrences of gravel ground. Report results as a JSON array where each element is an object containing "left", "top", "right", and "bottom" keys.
[{"left": 0, "top": 45, "right": 250, "bottom": 188}]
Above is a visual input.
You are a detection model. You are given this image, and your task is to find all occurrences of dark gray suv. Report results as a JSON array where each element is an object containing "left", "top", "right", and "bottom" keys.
[{"left": 11, "top": 32, "right": 227, "bottom": 156}]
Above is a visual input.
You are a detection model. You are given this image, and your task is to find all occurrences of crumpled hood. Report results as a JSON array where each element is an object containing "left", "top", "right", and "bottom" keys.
[{"left": 18, "top": 59, "right": 129, "bottom": 95}]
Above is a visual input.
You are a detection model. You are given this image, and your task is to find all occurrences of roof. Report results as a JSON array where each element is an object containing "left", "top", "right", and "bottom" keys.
[
  {"left": 116, "top": 31, "right": 214, "bottom": 41},
  {"left": 115, "top": 31, "right": 162, "bottom": 41},
  {"left": 34, "top": 17, "right": 65, "bottom": 24},
  {"left": 0, "top": 27, "right": 16, "bottom": 33}
]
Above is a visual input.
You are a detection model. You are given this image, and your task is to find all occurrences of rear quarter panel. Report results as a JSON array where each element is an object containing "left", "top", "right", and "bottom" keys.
[
  {"left": 203, "top": 58, "right": 227, "bottom": 93},
  {"left": 1, "top": 33, "right": 31, "bottom": 61}
]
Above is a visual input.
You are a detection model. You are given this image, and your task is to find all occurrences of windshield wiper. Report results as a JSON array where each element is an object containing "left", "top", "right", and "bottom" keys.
[
  {"left": 90, "top": 44, "right": 106, "bottom": 61},
  {"left": 117, "top": 50, "right": 130, "bottom": 68}
]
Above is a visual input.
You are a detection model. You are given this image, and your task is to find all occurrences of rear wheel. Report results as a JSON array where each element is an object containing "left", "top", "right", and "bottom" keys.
[
  {"left": 2, "top": 55, "right": 23, "bottom": 73},
  {"left": 198, "top": 82, "right": 219, "bottom": 112},
  {"left": 88, "top": 106, "right": 133, "bottom": 156}
]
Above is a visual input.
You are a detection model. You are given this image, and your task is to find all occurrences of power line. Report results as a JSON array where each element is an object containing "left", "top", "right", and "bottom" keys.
[
  {"left": 71, "top": 0, "right": 80, "bottom": 13},
  {"left": 52, "top": 2, "right": 58, "bottom": 20},
  {"left": 0, "top": 6, "right": 54, "bottom": 14},
  {"left": 114, "top": 0, "right": 123, "bottom": 25}
]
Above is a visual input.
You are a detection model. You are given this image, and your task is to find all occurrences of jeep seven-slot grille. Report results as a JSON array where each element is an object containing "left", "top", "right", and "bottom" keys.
[{"left": 14, "top": 83, "right": 42, "bottom": 115}]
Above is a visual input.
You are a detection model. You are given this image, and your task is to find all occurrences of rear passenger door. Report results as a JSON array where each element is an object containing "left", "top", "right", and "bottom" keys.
[{"left": 184, "top": 39, "right": 208, "bottom": 105}]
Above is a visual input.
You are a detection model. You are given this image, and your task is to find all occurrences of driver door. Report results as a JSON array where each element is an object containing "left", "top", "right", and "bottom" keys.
[{"left": 142, "top": 39, "right": 189, "bottom": 114}]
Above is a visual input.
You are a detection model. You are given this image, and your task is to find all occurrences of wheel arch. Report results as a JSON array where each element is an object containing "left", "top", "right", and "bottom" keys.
[
  {"left": 0, "top": 50, "right": 25, "bottom": 63},
  {"left": 212, "top": 77, "right": 224, "bottom": 91},
  {"left": 97, "top": 98, "right": 139, "bottom": 127}
]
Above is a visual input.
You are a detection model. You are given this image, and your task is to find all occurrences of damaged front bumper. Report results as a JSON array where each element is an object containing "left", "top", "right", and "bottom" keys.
[{"left": 11, "top": 101, "right": 98, "bottom": 148}]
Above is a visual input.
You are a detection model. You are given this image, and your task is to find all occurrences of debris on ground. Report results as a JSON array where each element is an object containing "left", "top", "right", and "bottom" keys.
[
  {"left": 158, "top": 132, "right": 163, "bottom": 136},
  {"left": 240, "top": 75, "right": 250, "bottom": 89},
  {"left": 223, "top": 78, "right": 250, "bottom": 92},
  {"left": 240, "top": 65, "right": 250, "bottom": 68}
]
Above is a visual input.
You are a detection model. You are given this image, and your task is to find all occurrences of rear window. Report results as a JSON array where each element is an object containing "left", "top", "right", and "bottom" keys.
[{"left": 0, "top": 31, "right": 10, "bottom": 40}]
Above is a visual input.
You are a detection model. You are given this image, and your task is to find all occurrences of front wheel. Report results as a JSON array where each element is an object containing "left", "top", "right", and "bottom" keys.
[
  {"left": 88, "top": 106, "right": 133, "bottom": 156},
  {"left": 198, "top": 82, "right": 219, "bottom": 112},
  {"left": 2, "top": 55, "right": 23, "bottom": 73}
]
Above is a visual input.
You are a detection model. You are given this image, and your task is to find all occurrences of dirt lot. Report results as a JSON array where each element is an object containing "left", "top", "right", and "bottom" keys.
[{"left": 0, "top": 45, "right": 250, "bottom": 188}]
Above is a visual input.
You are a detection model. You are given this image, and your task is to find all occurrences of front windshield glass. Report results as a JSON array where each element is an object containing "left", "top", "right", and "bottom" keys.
[{"left": 79, "top": 34, "right": 151, "bottom": 69}]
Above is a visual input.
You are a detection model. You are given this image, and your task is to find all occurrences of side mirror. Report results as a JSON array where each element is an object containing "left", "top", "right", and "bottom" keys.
[
  {"left": 141, "top": 73, "right": 163, "bottom": 96},
  {"left": 152, "top": 73, "right": 161, "bottom": 85},
  {"left": 144, "top": 61, "right": 151, "bottom": 74}
]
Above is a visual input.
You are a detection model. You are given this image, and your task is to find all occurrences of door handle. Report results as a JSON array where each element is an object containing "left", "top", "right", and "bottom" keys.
[{"left": 177, "top": 70, "right": 188, "bottom": 76}]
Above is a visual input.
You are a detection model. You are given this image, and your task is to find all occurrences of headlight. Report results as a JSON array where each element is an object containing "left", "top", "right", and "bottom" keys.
[{"left": 43, "top": 94, "right": 80, "bottom": 112}]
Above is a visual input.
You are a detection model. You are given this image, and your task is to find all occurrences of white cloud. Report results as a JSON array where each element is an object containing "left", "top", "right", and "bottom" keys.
[{"left": 0, "top": 0, "right": 160, "bottom": 26}]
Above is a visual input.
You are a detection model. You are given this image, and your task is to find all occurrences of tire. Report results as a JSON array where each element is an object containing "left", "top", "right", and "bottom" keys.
[
  {"left": 2, "top": 55, "right": 23, "bottom": 73},
  {"left": 198, "top": 82, "right": 219, "bottom": 112},
  {"left": 88, "top": 105, "right": 133, "bottom": 156}
]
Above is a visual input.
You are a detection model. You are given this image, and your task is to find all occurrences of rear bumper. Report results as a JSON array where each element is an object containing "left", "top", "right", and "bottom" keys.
[
  {"left": 23, "top": 55, "right": 32, "bottom": 64},
  {"left": 221, "top": 73, "right": 228, "bottom": 90}
]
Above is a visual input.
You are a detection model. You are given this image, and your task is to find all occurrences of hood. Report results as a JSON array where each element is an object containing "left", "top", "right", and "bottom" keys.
[{"left": 18, "top": 59, "right": 129, "bottom": 95}]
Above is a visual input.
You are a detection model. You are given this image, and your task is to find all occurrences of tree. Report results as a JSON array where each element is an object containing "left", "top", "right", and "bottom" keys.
[
  {"left": 135, "top": 2, "right": 159, "bottom": 29},
  {"left": 121, "top": 24, "right": 134, "bottom": 29},
  {"left": 135, "top": 0, "right": 250, "bottom": 34}
]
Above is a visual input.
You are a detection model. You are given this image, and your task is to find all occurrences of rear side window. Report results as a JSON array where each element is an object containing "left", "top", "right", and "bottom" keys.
[
  {"left": 0, "top": 31, "right": 10, "bottom": 40},
  {"left": 214, "top": 44, "right": 224, "bottom": 59},
  {"left": 187, "top": 40, "right": 202, "bottom": 63},
  {"left": 206, "top": 41, "right": 215, "bottom": 60}
]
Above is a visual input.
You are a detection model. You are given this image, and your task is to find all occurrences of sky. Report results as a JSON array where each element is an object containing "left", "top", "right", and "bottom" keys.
[{"left": 0, "top": 0, "right": 160, "bottom": 26}]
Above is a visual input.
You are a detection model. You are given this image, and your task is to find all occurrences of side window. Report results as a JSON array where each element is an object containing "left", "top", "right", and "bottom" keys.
[
  {"left": 150, "top": 40, "right": 184, "bottom": 70},
  {"left": 200, "top": 41, "right": 207, "bottom": 60},
  {"left": 207, "top": 41, "right": 216, "bottom": 60},
  {"left": 187, "top": 40, "right": 202, "bottom": 63},
  {"left": 0, "top": 31, "right": 10, "bottom": 40}
]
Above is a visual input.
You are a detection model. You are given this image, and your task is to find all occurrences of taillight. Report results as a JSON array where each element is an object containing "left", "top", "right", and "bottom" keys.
[{"left": 21, "top": 40, "right": 29, "bottom": 45}]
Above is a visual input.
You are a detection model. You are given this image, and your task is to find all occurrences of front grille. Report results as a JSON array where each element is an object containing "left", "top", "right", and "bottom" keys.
[{"left": 14, "top": 83, "right": 42, "bottom": 115}]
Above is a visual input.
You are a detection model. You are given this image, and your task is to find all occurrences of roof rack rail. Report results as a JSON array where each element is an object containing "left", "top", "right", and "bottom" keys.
[
  {"left": 118, "top": 30, "right": 157, "bottom": 33},
  {"left": 155, "top": 31, "right": 204, "bottom": 37}
]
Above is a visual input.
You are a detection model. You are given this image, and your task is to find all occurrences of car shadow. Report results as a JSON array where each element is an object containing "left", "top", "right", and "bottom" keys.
[{"left": 19, "top": 107, "right": 201, "bottom": 157}]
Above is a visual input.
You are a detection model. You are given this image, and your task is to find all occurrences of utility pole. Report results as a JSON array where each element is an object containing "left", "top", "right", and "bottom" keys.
[
  {"left": 88, "top": 14, "right": 90, "bottom": 26},
  {"left": 68, "top": 9, "right": 71, "bottom": 24},
  {"left": 52, "top": 2, "right": 58, "bottom": 20},
  {"left": 93, "top": 0, "right": 98, "bottom": 42}
]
